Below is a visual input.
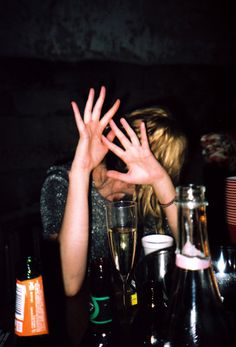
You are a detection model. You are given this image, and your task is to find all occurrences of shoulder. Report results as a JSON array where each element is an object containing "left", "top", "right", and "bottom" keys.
[
  {"left": 45, "top": 162, "right": 71, "bottom": 179},
  {"left": 40, "top": 163, "right": 72, "bottom": 208},
  {"left": 40, "top": 163, "right": 71, "bottom": 238},
  {"left": 42, "top": 162, "right": 71, "bottom": 189}
]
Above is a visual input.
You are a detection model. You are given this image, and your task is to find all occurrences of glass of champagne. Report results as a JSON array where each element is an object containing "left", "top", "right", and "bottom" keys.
[{"left": 105, "top": 200, "right": 138, "bottom": 309}]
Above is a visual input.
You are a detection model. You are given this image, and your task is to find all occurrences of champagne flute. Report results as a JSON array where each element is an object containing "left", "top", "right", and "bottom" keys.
[{"left": 105, "top": 200, "right": 137, "bottom": 309}]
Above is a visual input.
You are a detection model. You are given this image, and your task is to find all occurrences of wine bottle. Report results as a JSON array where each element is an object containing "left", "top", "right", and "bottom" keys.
[
  {"left": 164, "top": 184, "right": 234, "bottom": 347},
  {"left": 81, "top": 257, "right": 115, "bottom": 347},
  {"left": 15, "top": 255, "right": 49, "bottom": 347},
  {"left": 132, "top": 279, "right": 167, "bottom": 346}
]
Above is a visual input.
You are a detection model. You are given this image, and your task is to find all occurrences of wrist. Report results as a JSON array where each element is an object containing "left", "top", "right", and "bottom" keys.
[
  {"left": 152, "top": 175, "right": 176, "bottom": 206},
  {"left": 69, "top": 167, "right": 91, "bottom": 183},
  {"left": 158, "top": 196, "right": 176, "bottom": 208}
]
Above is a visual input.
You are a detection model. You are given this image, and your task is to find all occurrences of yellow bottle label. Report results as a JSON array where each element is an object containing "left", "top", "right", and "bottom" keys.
[{"left": 131, "top": 292, "right": 138, "bottom": 306}]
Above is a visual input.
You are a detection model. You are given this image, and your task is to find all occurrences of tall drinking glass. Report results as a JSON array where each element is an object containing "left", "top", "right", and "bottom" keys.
[{"left": 105, "top": 200, "right": 137, "bottom": 309}]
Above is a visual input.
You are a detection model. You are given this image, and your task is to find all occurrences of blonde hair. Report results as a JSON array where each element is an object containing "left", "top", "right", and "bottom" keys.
[{"left": 127, "top": 107, "right": 187, "bottom": 229}]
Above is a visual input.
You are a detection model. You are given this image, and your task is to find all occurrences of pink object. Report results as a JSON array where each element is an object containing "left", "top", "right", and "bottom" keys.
[{"left": 176, "top": 254, "right": 210, "bottom": 270}]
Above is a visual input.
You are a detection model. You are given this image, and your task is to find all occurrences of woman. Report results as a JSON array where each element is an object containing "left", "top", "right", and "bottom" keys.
[{"left": 40, "top": 86, "right": 187, "bottom": 296}]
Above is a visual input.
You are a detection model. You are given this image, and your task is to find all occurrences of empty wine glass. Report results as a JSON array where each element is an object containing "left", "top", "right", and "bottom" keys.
[{"left": 105, "top": 200, "right": 138, "bottom": 309}]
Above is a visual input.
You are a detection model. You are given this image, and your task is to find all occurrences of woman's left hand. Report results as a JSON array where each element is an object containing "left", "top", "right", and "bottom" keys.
[
  {"left": 102, "top": 118, "right": 167, "bottom": 185},
  {"left": 103, "top": 117, "right": 178, "bottom": 240}
]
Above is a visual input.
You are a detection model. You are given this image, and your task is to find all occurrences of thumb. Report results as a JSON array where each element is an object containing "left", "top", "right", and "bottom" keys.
[{"left": 106, "top": 170, "right": 130, "bottom": 183}]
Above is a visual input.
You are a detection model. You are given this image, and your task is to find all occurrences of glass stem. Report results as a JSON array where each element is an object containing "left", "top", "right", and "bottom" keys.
[{"left": 122, "top": 277, "right": 127, "bottom": 309}]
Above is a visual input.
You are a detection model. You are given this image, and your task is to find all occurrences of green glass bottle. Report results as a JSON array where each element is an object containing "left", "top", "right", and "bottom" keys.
[{"left": 81, "top": 257, "right": 114, "bottom": 347}]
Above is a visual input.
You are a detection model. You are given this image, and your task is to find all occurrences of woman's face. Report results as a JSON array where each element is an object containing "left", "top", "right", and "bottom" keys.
[
  {"left": 102, "top": 177, "right": 135, "bottom": 202},
  {"left": 93, "top": 163, "right": 136, "bottom": 201}
]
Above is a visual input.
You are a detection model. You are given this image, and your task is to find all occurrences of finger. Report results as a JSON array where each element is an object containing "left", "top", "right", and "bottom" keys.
[
  {"left": 71, "top": 101, "right": 85, "bottom": 133},
  {"left": 102, "top": 134, "right": 125, "bottom": 158},
  {"left": 120, "top": 118, "right": 140, "bottom": 145},
  {"left": 108, "top": 119, "right": 132, "bottom": 149},
  {"left": 140, "top": 122, "right": 150, "bottom": 149},
  {"left": 84, "top": 88, "right": 95, "bottom": 123},
  {"left": 100, "top": 99, "right": 120, "bottom": 130},
  {"left": 91, "top": 85, "right": 106, "bottom": 120},
  {"left": 106, "top": 170, "right": 131, "bottom": 183},
  {"left": 106, "top": 130, "right": 116, "bottom": 142}
]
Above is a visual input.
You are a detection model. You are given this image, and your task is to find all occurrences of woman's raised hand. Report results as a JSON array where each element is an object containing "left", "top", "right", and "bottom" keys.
[
  {"left": 71, "top": 86, "right": 120, "bottom": 173},
  {"left": 102, "top": 117, "right": 167, "bottom": 185}
]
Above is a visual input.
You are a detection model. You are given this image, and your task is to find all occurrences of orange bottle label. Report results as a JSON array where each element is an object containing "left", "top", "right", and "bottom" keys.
[{"left": 15, "top": 275, "right": 49, "bottom": 336}]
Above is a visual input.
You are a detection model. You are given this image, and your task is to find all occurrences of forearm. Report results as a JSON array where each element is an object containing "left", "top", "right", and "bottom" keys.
[
  {"left": 59, "top": 170, "right": 90, "bottom": 296},
  {"left": 152, "top": 175, "right": 178, "bottom": 240}
]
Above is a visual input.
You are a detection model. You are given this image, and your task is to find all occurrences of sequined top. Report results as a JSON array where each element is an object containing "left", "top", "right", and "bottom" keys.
[{"left": 40, "top": 163, "right": 166, "bottom": 266}]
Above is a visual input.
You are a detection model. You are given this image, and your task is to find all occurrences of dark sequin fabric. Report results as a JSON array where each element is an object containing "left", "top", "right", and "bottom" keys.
[
  {"left": 40, "top": 163, "right": 112, "bottom": 262},
  {"left": 40, "top": 163, "right": 167, "bottom": 265}
]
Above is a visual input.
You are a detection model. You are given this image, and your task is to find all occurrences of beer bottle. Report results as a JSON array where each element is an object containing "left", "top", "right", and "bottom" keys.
[
  {"left": 81, "top": 257, "right": 115, "bottom": 347},
  {"left": 15, "top": 255, "right": 49, "bottom": 347}
]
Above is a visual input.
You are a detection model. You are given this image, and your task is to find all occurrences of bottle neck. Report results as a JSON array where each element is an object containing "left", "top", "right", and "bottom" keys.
[
  {"left": 17, "top": 256, "right": 41, "bottom": 280},
  {"left": 142, "top": 280, "right": 166, "bottom": 311},
  {"left": 175, "top": 185, "right": 211, "bottom": 271},
  {"left": 89, "top": 257, "right": 111, "bottom": 295}
]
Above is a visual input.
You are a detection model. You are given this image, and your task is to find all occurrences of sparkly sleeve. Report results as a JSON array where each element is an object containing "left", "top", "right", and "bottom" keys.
[{"left": 40, "top": 165, "right": 69, "bottom": 239}]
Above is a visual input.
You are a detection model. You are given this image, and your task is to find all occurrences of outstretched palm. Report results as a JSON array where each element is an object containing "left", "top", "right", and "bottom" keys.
[
  {"left": 71, "top": 87, "right": 120, "bottom": 172},
  {"left": 102, "top": 117, "right": 167, "bottom": 185}
]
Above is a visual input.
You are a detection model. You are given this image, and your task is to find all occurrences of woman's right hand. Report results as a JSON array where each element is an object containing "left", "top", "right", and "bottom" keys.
[
  {"left": 70, "top": 86, "right": 120, "bottom": 174},
  {"left": 59, "top": 87, "right": 120, "bottom": 296}
]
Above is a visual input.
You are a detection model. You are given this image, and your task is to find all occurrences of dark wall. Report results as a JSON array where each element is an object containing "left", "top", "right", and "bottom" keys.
[{"left": 0, "top": 0, "right": 235, "bottom": 64}]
